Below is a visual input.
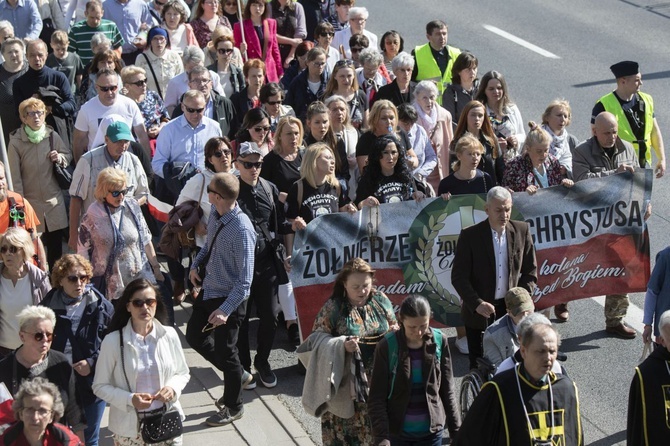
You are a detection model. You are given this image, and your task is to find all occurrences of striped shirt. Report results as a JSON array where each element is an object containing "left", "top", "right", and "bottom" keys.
[
  {"left": 68, "top": 19, "right": 124, "bottom": 65},
  {"left": 401, "top": 347, "right": 431, "bottom": 437},
  {"left": 192, "top": 204, "right": 255, "bottom": 316}
]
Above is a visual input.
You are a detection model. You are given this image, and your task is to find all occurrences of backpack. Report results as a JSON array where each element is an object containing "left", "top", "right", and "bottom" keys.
[{"left": 384, "top": 328, "right": 443, "bottom": 399}]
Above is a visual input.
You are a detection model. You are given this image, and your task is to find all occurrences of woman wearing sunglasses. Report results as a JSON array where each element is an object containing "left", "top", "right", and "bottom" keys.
[
  {"left": 234, "top": 108, "right": 273, "bottom": 156},
  {"left": 0, "top": 306, "right": 86, "bottom": 440},
  {"left": 121, "top": 66, "right": 170, "bottom": 143},
  {"left": 94, "top": 278, "right": 189, "bottom": 446},
  {"left": 207, "top": 34, "right": 245, "bottom": 100},
  {"left": 0, "top": 228, "right": 50, "bottom": 359},
  {"left": 78, "top": 168, "right": 164, "bottom": 304},
  {"left": 39, "top": 254, "right": 113, "bottom": 446}
]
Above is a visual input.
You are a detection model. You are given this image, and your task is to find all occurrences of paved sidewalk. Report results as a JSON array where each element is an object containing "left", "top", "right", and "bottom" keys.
[{"left": 98, "top": 301, "right": 316, "bottom": 446}]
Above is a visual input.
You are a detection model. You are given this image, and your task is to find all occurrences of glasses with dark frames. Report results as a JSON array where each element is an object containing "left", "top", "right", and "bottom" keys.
[
  {"left": 97, "top": 85, "right": 118, "bottom": 92},
  {"left": 130, "top": 79, "right": 147, "bottom": 86},
  {"left": 217, "top": 48, "right": 234, "bottom": 55},
  {"left": 109, "top": 187, "right": 130, "bottom": 197},
  {"left": 185, "top": 106, "right": 205, "bottom": 113},
  {"left": 207, "top": 186, "right": 223, "bottom": 198},
  {"left": 238, "top": 161, "right": 263, "bottom": 170},
  {"left": 66, "top": 274, "right": 90, "bottom": 283},
  {"left": 266, "top": 100, "right": 282, "bottom": 106},
  {"left": 130, "top": 298, "right": 157, "bottom": 308},
  {"left": 21, "top": 331, "right": 54, "bottom": 342},
  {"left": 0, "top": 245, "right": 20, "bottom": 254},
  {"left": 252, "top": 126, "right": 270, "bottom": 133},
  {"left": 212, "top": 149, "right": 231, "bottom": 158}
]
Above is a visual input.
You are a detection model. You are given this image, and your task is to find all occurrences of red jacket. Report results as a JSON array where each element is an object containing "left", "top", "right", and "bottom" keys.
[
  {"left": 0, "top": 422, "right": 81, "bottom": 446},
  {"left": 233, "top": 18, "right": 284, "bottom": 83}
]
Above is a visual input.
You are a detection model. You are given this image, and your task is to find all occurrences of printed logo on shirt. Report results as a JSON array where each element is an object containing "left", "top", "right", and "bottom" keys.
[
  {"left": 376, "top": 181, "right": 406, "bottom": 204},
  {"left": 527, "top": 409, "right": 565, "bottom": 446},
  {"left": 664, "top": 383, "right": 670, "bottom": 428},
  {"left": 303, "top": 193, "right": 337, "bottom": 220}
]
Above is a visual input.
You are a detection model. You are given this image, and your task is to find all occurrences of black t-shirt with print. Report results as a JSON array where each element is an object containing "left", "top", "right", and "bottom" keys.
[{"left": 286, "top": 179, "right": 350, "bottom": 224}]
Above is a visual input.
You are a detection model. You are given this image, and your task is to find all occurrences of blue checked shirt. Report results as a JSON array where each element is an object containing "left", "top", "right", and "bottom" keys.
[{"left": 192, "top": 204, "right": 256, "bottom": 316}]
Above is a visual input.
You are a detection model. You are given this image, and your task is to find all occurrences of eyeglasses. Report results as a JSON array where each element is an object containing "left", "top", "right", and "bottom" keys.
[
  {"left": 350, "top": 47, "right": 363, "bottom": 53},
  {"left": 266, "top": 100, "right": 282, "bottom": 106},
  {"left": 185, "top": 106, "right": 205, "bottom": 113},
  {"left": 109, "top": 187, "right": 130, "bottom": 197},
  {"left": 252, "top": 126, "right": 270, "bottom": 133},
  {"left": 217, "top": 48, "right": 234, "bottom": 55},
  {"left": 26, "top": 110, "right": 45, "bottom": 118},
  {"left": 21, "top": 331, "right": 54, "bottom": 342},
  {"left": 0, "top": 245, "right": 20, "bottom": 254},
  {"left": 212, "top": 149, "right": 231, "bottom": 158},
  {"left": 21, "top": 407, "right": 53, "bottom": 418},
  {"left": 311, "top": 61, "right": 326, "bottom": 67},
  {"left": 190, "top": 78, "right": 212, "bottom": 85},
  {"left": 129, "top": 79, "right": 147, "bottom": 86},
  {"left": 155, "top": 0, "right": 166, "bottom": 5},
  {"left": 207, "top": 186, "right": 224, "bottom": 198},
  {"left": 97, "top": 85, "right": 118, "bottom": 92},
  {"left": 66, "top": 274, "right": 90, "bottom": 283},
  {"left": 335, "top": 59, "right": 355, "bottom": 68},
  {"left": 130, "top": 298, "right": 157, "bottom": 308},
  {"left": 351, "top": 17, "right": 366, "bottom": 23},
  {"left": 239, "top": 161, "right": 263, "bottom": 170},
  {"left": 319, "top": 32, "right": 334, "bottom": 37}
]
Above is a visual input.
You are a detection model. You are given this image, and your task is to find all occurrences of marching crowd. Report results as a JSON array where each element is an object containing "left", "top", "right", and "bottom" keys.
[{"left": 0, "top": 0, "right": 666, "bottom": 445}]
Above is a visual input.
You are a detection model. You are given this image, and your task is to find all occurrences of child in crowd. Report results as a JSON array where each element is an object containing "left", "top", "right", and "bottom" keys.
[{"left": 46, "top": 30, "right": 84, "bottom": 94}]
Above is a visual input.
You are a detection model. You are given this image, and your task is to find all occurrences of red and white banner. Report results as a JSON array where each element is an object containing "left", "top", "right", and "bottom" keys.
[{"left": 290, "top": 171, "right": 652, "bottom": 337}]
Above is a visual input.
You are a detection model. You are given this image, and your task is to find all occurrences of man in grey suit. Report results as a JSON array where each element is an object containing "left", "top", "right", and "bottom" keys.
[{"left": 452, "top": 186, "right": 537, "bottom": 369}]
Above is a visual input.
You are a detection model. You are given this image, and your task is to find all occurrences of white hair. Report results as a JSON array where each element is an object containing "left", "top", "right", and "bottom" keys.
[
  {"left": 358, "top": 47, "right": 383, "bottom": 66},
  {"left": 17, "top": 306, "right": 56, "bottom": 332},
  {"left": 391, "top": 52, "right": 414, "bottom": 72},
  {"left": 659, "top": 310, "right": 670, "bottom": 334},
  {"left": 182, "top": 45, "right": 205, "bottom": 66},
  {"left": 487, "top": 186, "right": 512, "bottom": 204},
  {"left": 413, "top": 80, "right": 439, "bottom": 99},
  {"left": 348, "top": 6, "right": 368, "bottom": 19}
]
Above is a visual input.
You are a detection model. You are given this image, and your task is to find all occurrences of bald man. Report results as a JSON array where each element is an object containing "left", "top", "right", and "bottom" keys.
[{"left": 572, "top": 111, "right": 639, "bottom": 339}]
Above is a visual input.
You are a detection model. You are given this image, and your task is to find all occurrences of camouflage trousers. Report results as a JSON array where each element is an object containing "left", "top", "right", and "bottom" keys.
[{"left": 605, "top": 294, "right": 629, "bottom": 327}]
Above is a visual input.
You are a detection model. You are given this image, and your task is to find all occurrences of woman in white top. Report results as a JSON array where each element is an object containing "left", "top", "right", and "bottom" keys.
[
  {"left": 326, "top": 95, "right": 359, "bottom": 197},
  {"left": 541, "top": 99, "right": 580, "bottom": 179},
  {"left": 93, "top": 278, "right": 190, "bottom": 446},
  {"left": 161, "top": 0, "right": 198, "bottom": 56},
  {"left": 475, "top": 70, "right": 526, "bottom": 161},
  {"left": 135, "top": 27, "right": 184, "bottom": 99}
]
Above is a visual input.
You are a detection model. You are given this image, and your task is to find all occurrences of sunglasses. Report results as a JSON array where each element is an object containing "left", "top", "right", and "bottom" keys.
[
  {"left": 130, "top": 298, "right": 157, "bottom": 308},
  {"left": 252, "top": 126, "right": 270, "bottom": 133},
  {"left": 130, "top": 79, "right": 147, "bottom": 86},
  {"left": 0, "top": 245, "right": 20, "bottom": 254},
  {"left": 217, "top": 48, "right": 234, "bottom": 55},
  {"left": 109, "top": 187, "right": 130, "bottom": 197},
  {"left": 9, "top": 208, "right": 24, "bottom": 221},
  {"left": 185, "top": 106, "right": 205, "bottom": 113},
  {"left": 212, "top": 149, "right": 231, "bottom": 158},
  {"left": 266, "top": 100, "right": 282, "bottom": 106},
  {"left": 320, "top": 32, "right": 334, "bottom": 37},
  {"left": 22, "top": 331, "right": 54, "bottom": 342},
  {"left": 66, "top": 274, "right": 90, "bottom": 283},
  {"left": 239, "top": 161, "right": 263, "bottom": 169},
  {"left": 155, "top": 0, "right": 166, "bottom": 5},
  {"left": 350, "top": 47, "right": 363, "bottom": 53},
  {"left": 97, "top": 85, "right": 118, "bottom": 92},
  {"left": 335, "top": 59, "right": 355, "bottom": 68}
]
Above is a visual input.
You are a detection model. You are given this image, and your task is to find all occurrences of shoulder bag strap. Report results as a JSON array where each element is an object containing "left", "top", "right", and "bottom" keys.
[
  {"left": 119, "top": 330, "right": 141, "bottom": 420},
  {"left": 141, "top": 53, "right": 164, "bottom": 101},
  {"left": 200, "top": 220, "right": 226, "bottom": 268},
  {"left": 197, "top": 173, "right": 206, "bottom": 207}
]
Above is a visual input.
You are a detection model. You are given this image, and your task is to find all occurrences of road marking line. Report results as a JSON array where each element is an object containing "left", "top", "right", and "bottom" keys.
[
  {"left": 482, "top": 24, "right": 561, "bottom": 59},
  {"left": 592, "top": 296, "right": 644, "bottom": 333}
]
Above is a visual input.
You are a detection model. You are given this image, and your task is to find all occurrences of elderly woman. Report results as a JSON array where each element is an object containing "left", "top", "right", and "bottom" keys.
[
  {"left": 93, "top": 279, "right": 190, "bottom": 446},
  {"left": 412, "top": 80, "right": 454, "bottom": 191},
  {"left": 356, "top": 48, "right": 390, "bottom": 106},
  {"left": 0, "top": 306, "right": 85, "bottom": 438},
  {"left": 0, "top": 228, "right": 51, "bottom": 359},
  {"left": 313, "top": 21, "right": 339, "bottom": 73},
  {"left": 261, "top": 82, "right": 295, "bottom": 136},
  {"left": 373, "top": 51, "right": 414, "bottom": 108},
  {"left": 443, "top": 51, "right": 479, "bottom": 130},
  {"left": 191, "top": 0, "right": 232, "bottom": 49},
  {"left": 324, "top": 59, "right": 367, "bottom": 130},
  {"left": 40, "top": 255, "right": 113, "bottom": 446},
  {"left": 161, "top": 0, "right": 197, "bottom": 56},
  {"left": 355, "top": 134, "right": 426, "bottom": 208},
  {"left": 303, "top": 257, "right": 397, "bottom": 445},
  {"left": 0, "top": 378, "right": 81, "bottom": 445},
  {"left": 207, "top": 34, "right": 245, "bottom": 99},
  {"left": 121, "top": 66, "right": 170, "bottom": 142},
  {"left": 270, "top": 0, "right": 307, "bottom": 68},
  {"left": 135, "top": 27, "right": 184, "bottom": 99},
  {"left": 355, "top": 99, "right": 418, "bottom": 174},
  {"left": 380, "top": 30, "right": 403, "bottom": 78},
  {"left": 326, "top": 95, "right": 359, "bottom": 197},
  {"left": 8, "top": 98, "right": 71, "bottom": 270},
  {"left": 541, "top": 99, "right": 579, "bottom": 179},
  {"left": 397, "top": 103, "right": 437, "bottom": 185},
  {"left": 285, "top": 47, "right": 328, "bottom": 124},
  {"left": 474, "top": 70, "right": 526, "bottom": 159},
  {"left": 78, "top": 168, "right": 163, "bottom": 302},
  {"left": 0, "top": 38, "right": 27, "bottom": 144}
]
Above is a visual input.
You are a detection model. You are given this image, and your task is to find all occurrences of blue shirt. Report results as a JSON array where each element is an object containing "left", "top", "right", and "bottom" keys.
[
  {"left": 0, "top": 0, "right": 42, "bottom": 40},
  {"left": 152, "top": 115, "right": 222, "bottom": 178},
  {"left": 192, "top": 204, "right": 255, "bottom": 315},
  {"left": 407, "top": 123, "right": 438, "bottom": 179},
  {"left": 103, "top": 0, "right": 152, "bottom": 53}
]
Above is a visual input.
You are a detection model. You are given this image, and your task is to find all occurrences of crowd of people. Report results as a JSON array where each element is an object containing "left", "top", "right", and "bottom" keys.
[{"left": 0, "top": 0, "right": 667, "bottom": 445}]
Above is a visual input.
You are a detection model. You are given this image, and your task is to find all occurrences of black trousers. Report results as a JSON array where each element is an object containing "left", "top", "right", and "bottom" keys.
[
  {"left": 41, "top": 222, "right": 64, "bottom": 272},
  {"left": 185, "top": 294, "right": 247, "bottom": 411},
  {"left": 465, "top": 299, "right": 508, "bottom": 369},
  {"left": 237, "top": 252, "right": 279, "bottom": 371}
]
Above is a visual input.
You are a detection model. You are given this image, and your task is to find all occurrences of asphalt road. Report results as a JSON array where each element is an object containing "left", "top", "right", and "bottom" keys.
[{"left": 261, "top": 1, "right": 670, "bottom": 445}]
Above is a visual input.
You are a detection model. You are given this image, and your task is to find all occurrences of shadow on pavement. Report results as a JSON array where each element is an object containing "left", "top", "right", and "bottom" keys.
[{"left": 587, "top": 429, "right": 626, "bottom": 446}]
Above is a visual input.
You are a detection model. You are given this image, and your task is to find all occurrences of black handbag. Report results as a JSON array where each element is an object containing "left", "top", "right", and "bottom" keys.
[
  {"left": 257, "top": 179, "right": 289, "bottom": 284},
  {"left": 119, "top": 330, "right": 183, "bottom": 443},
  {"left": 49, "top": 133, "right": 74, "bottom": 189}
]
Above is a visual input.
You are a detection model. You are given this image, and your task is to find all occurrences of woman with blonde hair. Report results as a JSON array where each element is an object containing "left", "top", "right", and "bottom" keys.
[
  {"left": 121, "top": 66, "right": 170, "bottom": 141},
  {"left": 541, "top": 99, "right": 579, "bottom": 178},
  {"left": 262, "top": 116, "right": 304, "bottom": 202},
  {"left": 324, "top": 59, "right": 367, "bottom": 130},
  {"left": 8, "top": 98, "right": 70, "bottom": 270},
  {"left": 439, "top": 133, "right": 492, "bottom": 198},
  {"left": 0, "top": 228, "right": 51, "bottom": 359},
  {"left": 326, "top": 95, "right": 360, "bottom": 197},
  {"left": 78, "top": 168, "right": 164, "bottom": 303},
  {"left": 203, "top": 25, "right": 244, "bottom": 67}
]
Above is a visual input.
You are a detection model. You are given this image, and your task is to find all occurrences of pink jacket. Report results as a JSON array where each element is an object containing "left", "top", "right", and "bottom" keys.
[{"left": 233, "top": 18, "right": 284, "bottom": 83}]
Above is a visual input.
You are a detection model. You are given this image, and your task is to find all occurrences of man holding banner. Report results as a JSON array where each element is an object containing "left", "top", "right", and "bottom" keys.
[
  {"left": 452, "top": 186, "right": 537, "bottom": 369},
  {"left": 573, "top": 111, "right": 639, "bottom": 339}
]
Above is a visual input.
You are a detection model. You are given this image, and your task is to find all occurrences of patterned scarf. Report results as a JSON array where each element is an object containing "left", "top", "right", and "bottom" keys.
[{"left": 542, "top": 124, "right": 569, "bottom": 158}]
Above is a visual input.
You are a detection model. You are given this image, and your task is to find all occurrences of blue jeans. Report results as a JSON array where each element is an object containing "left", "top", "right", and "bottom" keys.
[
  {"left": 83, "top": 398, "right": 107, "bottom": 446},
  {"left": 390, "top": 429, "right": 444, "bottom": 446}
]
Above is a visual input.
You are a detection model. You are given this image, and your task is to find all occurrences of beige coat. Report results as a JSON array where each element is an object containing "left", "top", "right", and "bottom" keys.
[{"left": 8, "top": 126, "right": 71, "bottom": 233}]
